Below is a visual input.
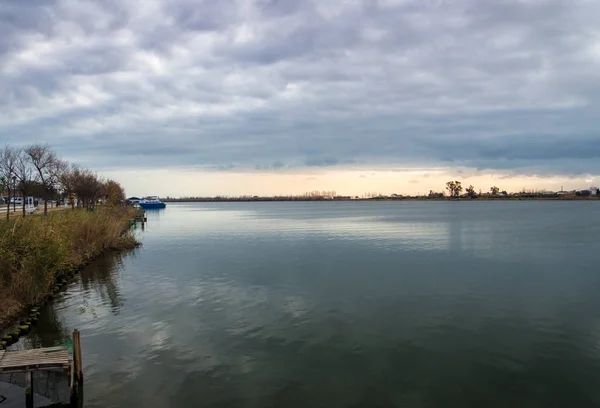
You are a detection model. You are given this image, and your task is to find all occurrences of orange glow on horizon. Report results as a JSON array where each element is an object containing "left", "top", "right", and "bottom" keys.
[{"left": 103, "top": 168, "right": 599, "bottom": 198}]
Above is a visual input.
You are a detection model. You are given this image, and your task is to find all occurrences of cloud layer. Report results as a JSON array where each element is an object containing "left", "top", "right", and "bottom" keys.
[{"left": 1, "top": 0, "right": 599, "bottom": 176}]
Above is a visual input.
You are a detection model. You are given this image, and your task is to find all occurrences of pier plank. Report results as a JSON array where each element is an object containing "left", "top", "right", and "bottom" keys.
[
  {"left": 0, "top": 331, "right": 81, "bottom": 406},
  {"left": 0, "top": 347, "right": 71, "bottom": 373}
]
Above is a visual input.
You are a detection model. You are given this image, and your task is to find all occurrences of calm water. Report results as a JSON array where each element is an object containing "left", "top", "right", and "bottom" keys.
[{"left": 15, "top": 201, "right": 600, "bottom": 407}]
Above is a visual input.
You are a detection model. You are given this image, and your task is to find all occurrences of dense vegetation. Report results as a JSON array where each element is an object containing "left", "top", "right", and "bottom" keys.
[
  {"left": 0, "top": 143, "right": 135, "bottom": 330},
  {"left": 0, "top": 207, "right": 137, "bottom": 328}
]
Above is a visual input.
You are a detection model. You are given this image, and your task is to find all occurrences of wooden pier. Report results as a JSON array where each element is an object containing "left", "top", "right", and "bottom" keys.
[
  {"left": 0, "top": 330, "right": 83, "bottom": 407},
  {"left": 128, "top": 208, "right": 147, "bottom": 229}
]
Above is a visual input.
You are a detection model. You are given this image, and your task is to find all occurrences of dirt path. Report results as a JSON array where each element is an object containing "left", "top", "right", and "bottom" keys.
[{"left": 0, "top": 205, "right": 67, "bottom": 219}]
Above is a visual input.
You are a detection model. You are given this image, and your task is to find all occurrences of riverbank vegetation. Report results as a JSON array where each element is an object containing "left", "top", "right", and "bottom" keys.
[
  {"left": 0, "top": 207, "right": 137, "bottom": 329},
  {"left": 0, "top": 143, "right": 135, "bottom": 331}
]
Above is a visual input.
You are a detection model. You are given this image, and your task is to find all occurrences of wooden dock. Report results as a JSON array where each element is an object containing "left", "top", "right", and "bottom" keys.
[
  {"left": 0, "top": 330, "right": 83, "bottom": 407},
  {"left": 0, "top": 347, "right": 71, "bottom": 374}
]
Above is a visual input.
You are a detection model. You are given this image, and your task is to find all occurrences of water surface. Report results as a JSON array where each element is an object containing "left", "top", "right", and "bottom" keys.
[{"left": 17, "top": 201, "right": 600, "bottom": 407}]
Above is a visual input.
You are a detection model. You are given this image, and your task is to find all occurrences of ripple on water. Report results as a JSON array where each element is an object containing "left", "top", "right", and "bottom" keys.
[{"left": 17, "top": 201, "right": 600, "bottom": 407}]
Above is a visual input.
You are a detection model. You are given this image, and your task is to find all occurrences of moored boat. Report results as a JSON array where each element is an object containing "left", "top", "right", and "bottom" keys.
[{"left": 139, "top": 196, "right": 166, "bottom": 209}]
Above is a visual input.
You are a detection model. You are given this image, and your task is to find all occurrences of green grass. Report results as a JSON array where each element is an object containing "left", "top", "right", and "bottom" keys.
[{"left": 0, "top": 207, "right": 138, "bottom": 327}]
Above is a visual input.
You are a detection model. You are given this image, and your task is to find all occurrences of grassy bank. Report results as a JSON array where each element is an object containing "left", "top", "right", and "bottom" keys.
[{"left": 0, "top": 207, "right": 138, "bottom": 330}]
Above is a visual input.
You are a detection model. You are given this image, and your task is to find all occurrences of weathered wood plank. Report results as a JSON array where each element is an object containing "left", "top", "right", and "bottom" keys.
[
  {"left": 2, "top": 351, "right": 70, "bottom": 360},
  {"left": 2, "top": 356, "right": 70, "bottom": 362},
  {"left": 0, "top": 360, "right": 70, "bottom": 368},
  {"left": 0, "top": 347, "right": 71, "bottom": 373},
  {"left": 0, "top": 334, "right": 80, "bottom": 403},
  {"left": 0, "top": 363, "right": 71, "bottom": 372},
  {"left": 2, "top": 352, "right": 70, "bottom": 360},
  {"left": 0, "top": 365, "right": 70, "bottom": 374},
  {"left": 1, "top": 354, "right": 70, "bottom": 364}
]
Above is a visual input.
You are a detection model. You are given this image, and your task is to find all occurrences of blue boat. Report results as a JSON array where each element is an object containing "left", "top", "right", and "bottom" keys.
[{"left": 139, "top": 196, "right": 166, "bottom": 209}]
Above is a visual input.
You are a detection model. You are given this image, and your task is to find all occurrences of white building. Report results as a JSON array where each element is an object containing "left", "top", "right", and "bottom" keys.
[{"left": 590, "top": 187, "right": 599, "bottom": 195}]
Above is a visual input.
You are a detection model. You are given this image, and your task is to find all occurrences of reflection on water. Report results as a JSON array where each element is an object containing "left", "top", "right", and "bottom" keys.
[
  {"left": 15, "top": 250, "right": 132, "bottom": 351},
  {"left": 79, "top": 251, "right": 131, "bottom": 316},
  {"left": 17, "top": 201, "right": 600, "bottom": 407}
]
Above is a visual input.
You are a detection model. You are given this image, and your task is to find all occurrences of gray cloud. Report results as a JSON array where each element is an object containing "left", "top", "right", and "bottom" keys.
[{"left": 1, "top": 0, "right": 599, "bottom": 175}]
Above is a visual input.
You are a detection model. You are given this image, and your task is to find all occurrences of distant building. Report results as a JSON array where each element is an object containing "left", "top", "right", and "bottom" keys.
[
  {"left": 127, "top": 197, "right": 141, "bottom": 204},
  {"left": 590, "top": 187, "right": 599, "bottom": 196}
]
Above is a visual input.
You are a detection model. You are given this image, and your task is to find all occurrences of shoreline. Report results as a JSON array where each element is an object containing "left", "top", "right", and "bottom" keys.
[
  {"left": 0, "top": 207, "right": 139, "bottom": 340},
  {"left": 163, "top": 196, "right": 600, "bottom": 203}
]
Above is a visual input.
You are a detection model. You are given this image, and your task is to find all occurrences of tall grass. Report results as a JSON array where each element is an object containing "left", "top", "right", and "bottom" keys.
[{"left": 0, "top": 207, "right": 137, "bottom": 326}]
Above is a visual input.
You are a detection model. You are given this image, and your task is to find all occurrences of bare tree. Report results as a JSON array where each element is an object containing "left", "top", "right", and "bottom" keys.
[
  {"left": 14, "top": 149, "right": 40, "bottom": 216},
  {"left": 51, "top": 158, "right": 68, "bottom": 202},
  {"left": 465, "top": 185, "right": 476, "bottom": 198},
  {"left": 0, "top": 145, "right": 19, "bottom": 220},
  {"left": 446, "top": 181, "right": 463, "bottom": 197},
  {"left": 4, "top": 143, "right": 128, "bottom": 215},
  {"left": 72, "top": 167, "right": 104, "bottom": 209},
  {"left": 446, "top": 181, "right": 454, "bottom": 197},
  {"left": 59, "top": 164, "right": 78, "bottom": 209},
  {"left": 25, "top": 144, "right": 63, "bottom": 215}
]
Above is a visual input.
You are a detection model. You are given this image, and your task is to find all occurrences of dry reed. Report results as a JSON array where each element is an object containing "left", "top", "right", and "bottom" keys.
[{"left": 0, "top": 207, "right": 137, "bottom": 328}]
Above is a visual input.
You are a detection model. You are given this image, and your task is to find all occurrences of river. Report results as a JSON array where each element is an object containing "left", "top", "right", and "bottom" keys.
[{"left": 12, "top": 201, "right": 600, "bottom": 407}]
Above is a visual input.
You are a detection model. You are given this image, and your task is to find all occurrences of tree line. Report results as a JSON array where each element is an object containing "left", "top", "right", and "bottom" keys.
[
  {"left": 165, "top": 191, "right": 341, "bottom": 202},
  {"left": 428, "top": 182, "right": 507, "bottom": 198},
  {"left": 0, "top": 144, "right": 125, "bottom": 220}
]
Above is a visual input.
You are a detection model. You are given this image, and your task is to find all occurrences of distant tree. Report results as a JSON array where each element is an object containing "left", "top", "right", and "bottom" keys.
[
  {"left": 501, "top": 190, "right": 508, "bottom": 196},
  {"left": 466, "top": 185, "right": 477, "bottom": 198},
  {"left": 72, "top": 167, "right": 104, "bottom": 209},
  {"left": 455, "top": 181, "right": 463, "bottom": 197},
  {"left": 490, "top": 186, "right": 500, "bottom": 196},
  {"left": 446, "top": 181, "right": 463, "bottom": 197},
  {"left": 59, "top": 164, "right": 77, "bottom": 209},
  {"left": 577, "top": 190, "right": 591, "bottom": 197},
  {"left": 0, "top": 148, "right": 13, "bottom": 192},
  {"left": 14, "top": 149, "right": 39, "bottom": 216},
  {"left": 0, "top": 145, "right": 19, "bottom": 220},
  {"left": 428, "top": 190, "right": 444, "bottom": 199}
]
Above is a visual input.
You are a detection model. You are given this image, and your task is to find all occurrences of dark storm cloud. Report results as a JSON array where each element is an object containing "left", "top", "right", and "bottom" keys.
[{"left": 1, "top": 0, "right": 600, "bottom": 175}]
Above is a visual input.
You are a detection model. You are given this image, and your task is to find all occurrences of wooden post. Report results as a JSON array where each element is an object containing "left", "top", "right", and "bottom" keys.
[
  {"left": 69, "top": 352, "right": 74, "bottom": 394},
  {"left": 73, "top": 329, "right": 83, "bottom": 386},
  {"left": 72, "top": 330, "right": 78, "bottom": 396},
  {"left": 25, "top": 370, "right": 34, "bottom": 408}
]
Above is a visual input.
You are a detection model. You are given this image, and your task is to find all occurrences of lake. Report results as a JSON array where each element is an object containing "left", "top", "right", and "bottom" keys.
[{"left": 15, "top": 201, "right": 600, "bottom": 407}]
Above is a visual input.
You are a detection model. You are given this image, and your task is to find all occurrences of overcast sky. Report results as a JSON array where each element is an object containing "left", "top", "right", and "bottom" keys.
[{"left": 1, "top": 0, "right": 599, "bottom": 196}]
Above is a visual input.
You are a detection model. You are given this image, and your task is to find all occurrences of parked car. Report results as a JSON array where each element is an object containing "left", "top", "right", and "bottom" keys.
[
  {"left": 0, "top": 197, "right": 5, "bottom": 205},
  {"left": 10, "top": 197, "right": 23, "bottom": 205}
]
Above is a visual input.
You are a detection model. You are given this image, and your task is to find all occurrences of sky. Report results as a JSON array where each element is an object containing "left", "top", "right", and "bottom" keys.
[{"left": 1, "top": 0, "right": 599, "bottom": 197}]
